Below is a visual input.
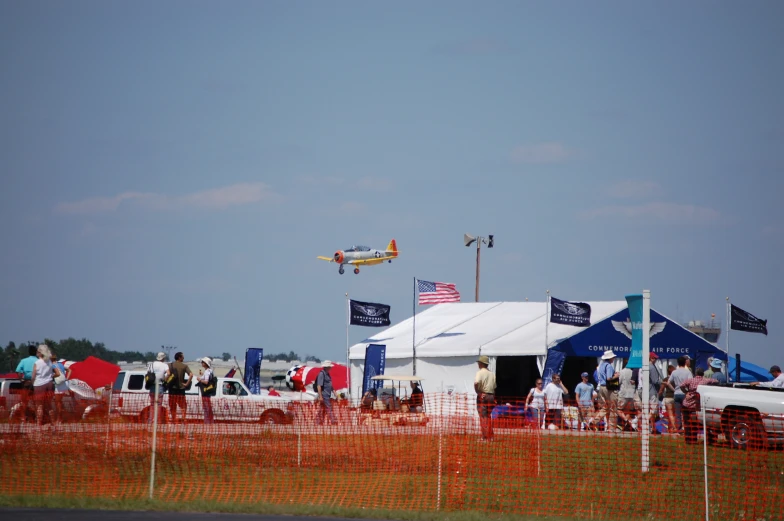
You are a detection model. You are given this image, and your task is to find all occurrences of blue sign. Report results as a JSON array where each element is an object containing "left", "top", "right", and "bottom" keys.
[
  {"left": 542, "top": 349, "right": 567, "bottom": 386},
  {"left": 244, "top": 347, "right": 263, "bottom": 394},
  {"left": 626, "top": 294, "right": 643, "bottom": 369},
  {"left": 550, "top": 308, "right": 726, "bottom": 361},
  {"left": 362, "top": 344, "right": 386, "bottom": 394}
]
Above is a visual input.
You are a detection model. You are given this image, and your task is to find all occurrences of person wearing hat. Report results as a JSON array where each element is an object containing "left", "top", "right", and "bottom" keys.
[
  {"left": 316, "top": 360, "right": 336, "bottom": 425},
  {"left": 596, "top": 350, "right": 620, "bottom": 432},
  {"left": 750, "top": 365, "right": 784, "bottom": 388},
  {"left": 145, "top": 352, "right": 169, "bottom": 421},
  {"left": 704, "top": 358, "right": 727, "bottom": 384},
  {"left": 574, "top": 372, "right": 597, "bottom": 431},
  {"left": 195, "top": 357, "right": 215, "bottom": 424},
  {"left": 474, "top": 355, "right": 496, "bottom": 440}
]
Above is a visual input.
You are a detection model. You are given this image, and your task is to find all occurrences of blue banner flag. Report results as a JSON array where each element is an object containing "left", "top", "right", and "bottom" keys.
[
  {"left": 362, "top": 344, "right": 386, "bottom": 395},
  {"left": 244, "top": 347, "right": 263, "bottom": 394},
  {"left": 542, "top": 349, "right": 567, "bottom": 387},
  {"left": 626, "top": 295, "right": 643, "bottom": 369}
]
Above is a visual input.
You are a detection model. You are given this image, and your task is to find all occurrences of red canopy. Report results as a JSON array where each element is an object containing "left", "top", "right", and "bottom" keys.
[
  {"left": 67, "top": 356, "right": 121, "bottom": 390},
  {"left": 0, "top": 372, "right": 19, "bottom": 379}
]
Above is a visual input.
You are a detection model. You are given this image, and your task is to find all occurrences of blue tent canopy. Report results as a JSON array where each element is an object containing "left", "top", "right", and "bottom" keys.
[
  {"left": 727, "top": 358, "right": 772, "bottom": 383},
  {"left": 551, "top": 307, "right": 726, "bottom": 365}
]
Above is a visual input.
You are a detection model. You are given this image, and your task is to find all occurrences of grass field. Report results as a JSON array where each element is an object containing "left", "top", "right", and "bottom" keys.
[{"left": 1, "top": 424, "right": 782, "bottom": 521}]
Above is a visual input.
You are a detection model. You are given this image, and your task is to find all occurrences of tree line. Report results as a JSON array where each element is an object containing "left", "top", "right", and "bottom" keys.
[
  {"left": 264, "top": 351, "right": 321, "bottom": 363},
  {"left": 0, "top": 338, "right": 159, "bottom": 373}
]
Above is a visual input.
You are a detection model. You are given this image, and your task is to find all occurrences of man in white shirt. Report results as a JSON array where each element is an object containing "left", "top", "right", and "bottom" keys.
[
  {"left": 543, "top": 373, "right": 569, "bottom": 429},
  {"left": 751, "top": 365, "right": 784, "bottom": 388},
  {"left": 148, "top": 352, "right": 169, "bottom": 418}
]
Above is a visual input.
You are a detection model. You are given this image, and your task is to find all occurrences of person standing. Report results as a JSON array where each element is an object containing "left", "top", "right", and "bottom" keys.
[
  {"left": 316, "top": 360, "right": 336, "bottom": 425},
  {"left": 680, "top": 367, "right": 719, "bottom": 444},
  {"left": 669, "top": 356, "right": 693, "bottom": 434},
  {"left": 524, "top": 379, "right": 546, "bottom": 428},
  {"left": 15, "top": 345, "right": 38, "bottom": 419},
  {"left": 409, "top": 381, "right": 424, "bottom": 411},
  {"left": 195, "top": 357, "right": 215, "bottom": 424},
  {"left": 543, "top": 373, "right": 568, "bottom": 429},
  {"left": 640, "top": 352, "right": 663, "bottom": 434},
  {"left": 166, "top": 352, "right": 193, "bottom": 424},
  {"left": 574, "top": 372, "right": 597, "bottom": 431},
  {"left": 474, "top": 355, "right": 496, "bottom": 440},
  {"left": 618, "top": 362, "right": 637, "bottom": 429},
  {"left": 148, "top": 352, "right": 169, "bottom": 422},
  {"left": 31, "top": 345, "right": 59, "bottom": 425},
  {"left": 596, "top": 350, "right": 620, "bottom": 432},
  {"left": 50, "top": 352, "right": 69, "bottom": 425},
  {"left": 659, "top": 365, "right": 678, "bottom": 434}
]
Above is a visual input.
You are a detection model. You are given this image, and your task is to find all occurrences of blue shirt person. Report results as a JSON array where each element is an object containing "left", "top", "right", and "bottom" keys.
[
  {"left": 15, "top": 345, "right": 39, "bottom": 380},
  {"left": 575, "top": 377, "right": 596, "bottom": 407},
  {"left": 315, "top": 361, "right": 336, "bottom": 425}
]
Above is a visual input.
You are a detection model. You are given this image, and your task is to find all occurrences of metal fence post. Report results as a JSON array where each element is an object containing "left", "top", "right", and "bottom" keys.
[
  {"left": 149, "top": 383, "right": 159, "bottom": 500},
  {"left": 701, "top": 395, "right": 709, "bottom": 521}
]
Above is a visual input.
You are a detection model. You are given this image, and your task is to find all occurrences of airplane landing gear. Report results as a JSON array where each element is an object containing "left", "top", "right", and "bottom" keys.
[
  {"left": 353, "top": 268, "right": 360, "bottom": 275},
  {"left": 338, "top": 266, "right": 345, "bottom": 275},
  {"left": 388, "top": 259, "right": 392, "bottom": 263}
]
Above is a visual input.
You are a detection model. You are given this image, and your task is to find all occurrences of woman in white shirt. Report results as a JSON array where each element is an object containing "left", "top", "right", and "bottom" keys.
[
  {"left": 196, "top": 357, "right": 215, "bottom": 424},
  {"left": 31, "top": 344, "right": 60, "bottom": 425},
  {"left": 524, "top": 378, "right": 546, "bottom": 428}
]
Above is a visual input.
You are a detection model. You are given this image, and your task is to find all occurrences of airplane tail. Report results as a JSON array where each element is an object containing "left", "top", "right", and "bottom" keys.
[{"left": 385, "top": 239, "right": 398, "bottom": 257}]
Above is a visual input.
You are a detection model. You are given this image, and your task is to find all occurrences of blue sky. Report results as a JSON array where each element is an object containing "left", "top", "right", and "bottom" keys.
[{"left": 1, "top": 1, "right": 781, "bottom": 367}]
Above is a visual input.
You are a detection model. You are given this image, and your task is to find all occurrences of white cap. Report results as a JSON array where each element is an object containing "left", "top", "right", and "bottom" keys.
[{"left": 321, "top": 360, "right": 334, "bottom": 368}]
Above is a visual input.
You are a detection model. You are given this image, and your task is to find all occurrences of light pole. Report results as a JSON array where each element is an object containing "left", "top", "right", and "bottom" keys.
[{"left": 463, "top": 234, "right": 494, "bottom": 302}]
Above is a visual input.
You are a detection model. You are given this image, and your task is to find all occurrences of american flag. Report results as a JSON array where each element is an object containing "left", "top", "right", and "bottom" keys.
[
  {"left": 225, "top": 367, "right": 237, "bottom": 378},
  {"left": 417, "top": 279, "right": 460, "bottom": 305}
]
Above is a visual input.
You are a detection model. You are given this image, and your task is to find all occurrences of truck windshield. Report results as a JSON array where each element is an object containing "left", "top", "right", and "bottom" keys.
[{"left": 113, "top": 372, "right": 125, "bottom": 392}]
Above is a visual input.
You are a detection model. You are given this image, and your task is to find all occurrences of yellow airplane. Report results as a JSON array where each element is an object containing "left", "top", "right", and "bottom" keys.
[{"left": 318, "top": 239, "right": 399, "bottom": 275}]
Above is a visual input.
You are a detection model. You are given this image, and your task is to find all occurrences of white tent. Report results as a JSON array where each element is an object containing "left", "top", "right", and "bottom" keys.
[{"left": 349, "top": 301, "right": 626, "bottom": 396}]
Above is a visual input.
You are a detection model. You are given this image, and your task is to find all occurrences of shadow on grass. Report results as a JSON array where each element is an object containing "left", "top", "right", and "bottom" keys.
[{"left": 0, "top": 494, "right": 613, "bottom": 521}]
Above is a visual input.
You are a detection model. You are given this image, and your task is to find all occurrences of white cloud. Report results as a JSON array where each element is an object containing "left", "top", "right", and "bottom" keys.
[
  {"left": 356, "top": 177, "right": 394, "bottom": 192},
  {"left": 510, "top": 142, "right": 573, "bottom": 164},
  {"left": 55, "top": 182, "right": 280, "bottom": 215},
  {"left": 607, "top": 180, "right": 662, "bottom": 199},
  {"left": 582, "top": 202, "right": 720, "bottom": 224}
]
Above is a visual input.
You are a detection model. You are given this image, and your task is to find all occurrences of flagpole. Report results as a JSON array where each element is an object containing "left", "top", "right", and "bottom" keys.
[
  {"left": 346, "top": 292, "right": 351, "bottom": 402},
  {"left": 413, "top": 277, "right": 417, "bottom": 376},
  {"left": 545, "top": 290, "right": 550, "bottom": 350},
  {"left": 725, "top": 296, "right": 730, "bottom": 380}
]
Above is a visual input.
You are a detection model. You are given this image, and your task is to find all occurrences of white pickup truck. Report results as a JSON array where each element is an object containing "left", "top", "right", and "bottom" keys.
[
  {"left": 111, "top": 370, "right": 315, "bottom": 424},
  {"left": 699, "top": 384, "right": 784, "bottom": 449}
]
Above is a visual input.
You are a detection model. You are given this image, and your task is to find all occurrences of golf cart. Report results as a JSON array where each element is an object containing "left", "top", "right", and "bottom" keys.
[{"left": 358, "top": 375, "right": 429, "bottom": 427}]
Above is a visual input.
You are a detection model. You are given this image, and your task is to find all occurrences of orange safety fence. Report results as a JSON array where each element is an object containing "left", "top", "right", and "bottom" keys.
[{"left": 0, "top": 391, "right": 782, "bottom": 521}]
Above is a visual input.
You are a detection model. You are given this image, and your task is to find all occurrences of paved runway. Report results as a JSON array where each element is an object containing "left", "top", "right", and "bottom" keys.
[{"left": 1, "top": 509, "right": 365, "bottom": 521}]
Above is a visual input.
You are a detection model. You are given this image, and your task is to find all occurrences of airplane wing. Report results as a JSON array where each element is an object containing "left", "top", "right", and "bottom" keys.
[
  {"left": 347, "top": 258, "right": 385, "bottom": 266},
  {"left": 317, "top": 256, "right": 334, "bottom": 262}
]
